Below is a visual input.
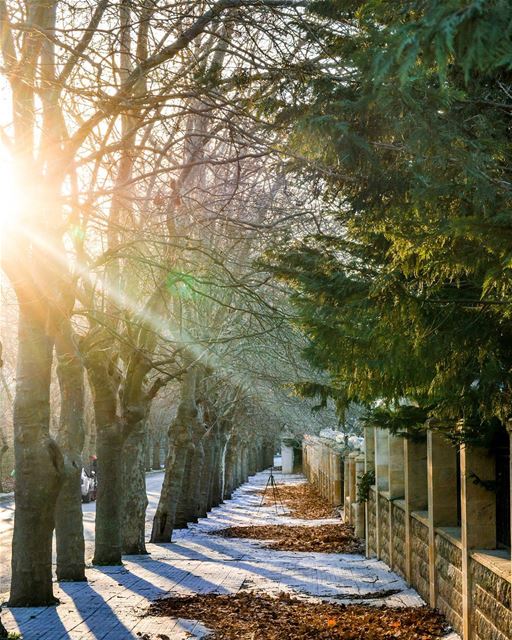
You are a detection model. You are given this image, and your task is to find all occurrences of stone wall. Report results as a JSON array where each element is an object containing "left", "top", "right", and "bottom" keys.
[
  {"left": 360, "top": 427, "right": 511, "bottom": 640},
  {"left": 410, "top": 513, "right": 430, "bottom": 603},
  {"left": 391, "top": 501, "right": 406, "bottom": 579},
  {"left": 366, "top": 492, "right": 512, "bottom": 640},
  {"left": 367, "top": 488, "right": 377, "bottom": 557},
  {"left": 378, "top": 493, "right": 390, "bottom": 566},
  {"left": 470, "top": 554, "right": 511, "bottom": 640},
  {"left": 302, "top": 435, "right": 343, "bottom": 507},
  {"left": 306, "top": 426, "right": 512, "bottom": 640},
  {"left": 435, "top": 532, "right": 463, "bottom": 632}
]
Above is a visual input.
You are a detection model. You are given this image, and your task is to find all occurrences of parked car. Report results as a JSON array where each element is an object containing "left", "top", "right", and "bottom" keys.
[{"left": 80, "top": 468, "right": 96, "bottom": 503}]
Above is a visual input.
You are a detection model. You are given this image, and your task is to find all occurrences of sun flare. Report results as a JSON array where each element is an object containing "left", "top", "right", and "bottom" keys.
[{"left": 0, "top": 146, "right": 22, "bottom": 233}]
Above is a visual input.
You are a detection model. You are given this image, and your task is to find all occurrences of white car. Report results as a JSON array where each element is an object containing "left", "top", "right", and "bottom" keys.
[{"left": 80, "top": 468, "right": 96, "bottom": 503}]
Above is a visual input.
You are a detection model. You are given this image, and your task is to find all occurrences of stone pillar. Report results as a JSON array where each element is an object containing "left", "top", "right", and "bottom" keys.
[
  {"left": 324, "top": 447, "right": 329, "bottom": 499},
  {"left": 404, "top": 435, "right": 428, "bottom": 584},
  {"left": 387, "top": 435, "right": 405, "bottom": 568},
  {"left": 364, "top": 427, "right": 375, "bottom": 557},
  {"left": 322, "top": 445, "right": 328, "bottom": 499},
  {"left": 374, "top": 428, "right": 389, "bottom": 558},
  {"left": 347, "top": 452, "right": 358, "bottom": 525},
  {"left": 281, "top": 441, "right": 294, "bottom": 474},
  {"left": 389, "top": 435, "right": 405, "bottom": 499},
  {"left": 343, "top": 452, "right": 351, "bottom": 522},
  {"left": 332, "top": 451, "right": 342, "bottom": 506},
  {"left": 311, "top": 442, "right": 318, "bottom": 488},
  {"left": 302, "top": 442, "right": 308, "bottom": 481},
  {"left": 375, "top": 429, "right": 390, "bottom": 490},
  {"left": 329, "top": 450, "right": 334, "bottom": 505},
  {"left": 460, "top": 444, "right": 496, "bottom": 640},
  {"left": 427, "top": 430, "right": 458, "bottom": 608},
  {"left": 354, "top": 454, "right": 366, "bottom": 538},
  {"left": 365, "top": 427, "right": 375, "bottom": 473}
]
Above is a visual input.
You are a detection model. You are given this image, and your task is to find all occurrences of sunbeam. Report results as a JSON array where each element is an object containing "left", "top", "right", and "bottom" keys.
[{"left": 0, "top": 146, "right": 22, "bottom": 233}]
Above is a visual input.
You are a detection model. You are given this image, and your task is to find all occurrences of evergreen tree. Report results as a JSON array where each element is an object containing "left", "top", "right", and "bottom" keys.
[{"left": 270, "top": 0, "right": 512, "bottom": 437}]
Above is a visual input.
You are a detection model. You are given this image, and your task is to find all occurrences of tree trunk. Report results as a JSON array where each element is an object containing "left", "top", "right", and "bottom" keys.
[
  {"left": 211, "top": 436, "right": 224, "bottom": 507},
  {"left": 223, "top": 435, "right": 238, "bottom": 500},
  {"left": 82, "top": 380, "right": 96, "bottom": 459},
  {"left": 0, "top": 445, "right": 7, "bottom": 494},
  {"left": 151, "top": 367, "right": 198, "bottom": 542},
  {"left": 9, "top": 307, "right": 62, "bottom": 606},
  {"left": 200, "top": 430, "right": 216, "bottom": 512},
  {"left": 219, "top": 435, "right": 229, "bottom": 502},
  {"left": 94, "top": 426, "right": 124, "bottom": 564},
  {"left": 55, "top": 459, "right": 85, "bottom": 580},
  {"left": 0, "top": 615, "right": 7, "bottom": 638},
  {"left": 55, "top": 333, "right": 86, "bottom": 582},
  {"left": 176, "top": 413, "right": 206, "bottom": 527},
  {"left": 150, "top": 430, "right": 189, "bottom": 541},
  {"left": 0, "top": 362, "right": 9, "bottom": 494},
  {"left": 174, "top": 444, "right": 195, "bottom": 529},
  {"left": 187, "top": 438, "right": 205, "bottom": 522},
  {"left": 122, "top": 421, "right": 148, "bottom": 555},
  {"left": 152, "top": 433, "right": 161, "bottom": 470},
  {"left": 85, "top": 344, "right": 123, "bottom": 566},
  {"left": 145, "top": 431, "right": 152, "bottom": 471}
]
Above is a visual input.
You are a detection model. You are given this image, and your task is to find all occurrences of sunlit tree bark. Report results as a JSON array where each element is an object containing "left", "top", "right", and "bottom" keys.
[
  {"left": 55, "top": 326, "right": 86, "bottom": 582},
  {"left": 151, "top": 364, "right": 199, "bottom": 542}
]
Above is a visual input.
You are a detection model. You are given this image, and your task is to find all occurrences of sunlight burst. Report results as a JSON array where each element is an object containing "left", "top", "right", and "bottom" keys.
[{"left": 0, "top": 146, "right": 22, "bottom": 233}]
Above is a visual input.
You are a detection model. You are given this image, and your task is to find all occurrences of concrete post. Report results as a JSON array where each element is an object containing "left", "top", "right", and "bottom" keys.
[
  {"left": 281, "top": 441, "right": 294, "bottom": 474},
  {"left": 323, "top": 449, "right": 328, "bottom": 501},
  {"left": 332, "top": 451, "right": 342, "bottom": 506},
  {"left": 343, "top": 452, "right": 350, "bottom": 522},
  {"left": 427, "top": 430, "right": 459, "bottom": 608},
  {"left": 389, "top": 435, "right": 405, "bottom": 499},
  {"left": 365, "top": 427, "right": 375, "bottom": 473},
  {"left": 404, "top": 435, "right": 428, "bottom": 584},
  {"left": 364, "top": 427, "right": 375, "bottom": 557},
  {"left": 387, "top": 434, "right": 405, "bottom": 568},
  {"left": 374, "top": 428, "right": 389, "bottom": 558},
  {"left": 354, "top": 454, "right": 366, "bottom": 538},
  {"left": 460, "top": 444, "right": 496, "bottom": 640},
  {"left": 375, "top": 428, "right": 390, "bottom": 490},
  {"left": 302, "top": 442, "right": 308, "bottom": 480},
  {"left": 347, "top": 452, "right": 358, "bottom": 526}
]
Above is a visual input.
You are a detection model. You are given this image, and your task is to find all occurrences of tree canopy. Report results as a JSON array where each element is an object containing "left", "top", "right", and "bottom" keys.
[{"left": 269, "top": 0, "right": 512, "bottom": 437}]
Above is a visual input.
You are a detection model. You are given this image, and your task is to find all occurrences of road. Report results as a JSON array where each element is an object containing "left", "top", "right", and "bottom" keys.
[{"left": 0, "top": 471, "right": 165, "bottom": 596}]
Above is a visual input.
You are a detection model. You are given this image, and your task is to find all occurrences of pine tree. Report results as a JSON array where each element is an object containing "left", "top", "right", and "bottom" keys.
[{"left": 270, "top": 1, "right": 512, "bottom": 437}]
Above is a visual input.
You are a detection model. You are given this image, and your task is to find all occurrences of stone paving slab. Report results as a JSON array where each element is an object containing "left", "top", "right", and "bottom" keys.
[{"left": 2, "top": 470, "right": 460, "bottom": 639}]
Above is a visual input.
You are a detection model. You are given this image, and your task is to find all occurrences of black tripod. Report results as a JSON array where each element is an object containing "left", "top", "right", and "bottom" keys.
[{"left": 259, "top": 466, "right": 285, "bottom": 514}]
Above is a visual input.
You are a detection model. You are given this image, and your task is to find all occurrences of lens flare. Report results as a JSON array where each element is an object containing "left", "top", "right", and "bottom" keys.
[{"left": 0, "top": 145, "right": 22, "bottom": 234}]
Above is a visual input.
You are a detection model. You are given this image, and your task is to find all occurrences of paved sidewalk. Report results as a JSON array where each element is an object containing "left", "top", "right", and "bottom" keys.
[{"left": 2, "top": 470, "right": 460, "bottom": 639}]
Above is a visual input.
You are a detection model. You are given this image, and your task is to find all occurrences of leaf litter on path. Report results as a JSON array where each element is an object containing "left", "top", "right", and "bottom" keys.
[
  {"left": 211, "top": 523, "right": 364, "bottom": 553},
  {"left": 147, "top": 591, "right": 449, "bottom": 639},
  {"left": 257, "top": 482, "right": 340, "bottom": 520}
]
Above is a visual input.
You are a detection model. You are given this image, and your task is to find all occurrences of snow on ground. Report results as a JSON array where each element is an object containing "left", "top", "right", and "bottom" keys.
[{"left": 1, "top": 469, "right": 460, "bottom": 639}]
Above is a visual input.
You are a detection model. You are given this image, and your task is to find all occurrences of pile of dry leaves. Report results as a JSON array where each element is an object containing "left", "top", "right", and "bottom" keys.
[
  {"left": 212, "top": 523, "right": 364, "bottom": 553},
  {"left": 147, "top": 591, "right": 449, "bottom": 639},
  {"left": 258, "top": 482, "right": 339, "bottom": 520}
]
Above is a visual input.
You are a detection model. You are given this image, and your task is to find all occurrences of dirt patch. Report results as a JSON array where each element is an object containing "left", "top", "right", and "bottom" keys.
[
  {"left": 147, "top": 591, "right": 449, "bottom": 639},
  {"left": 211, "top": 523, "right": 364, "bottom": 553},
  {"left": 259, "top": 482, "right": 339, "bottom": 520}
]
